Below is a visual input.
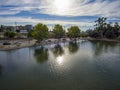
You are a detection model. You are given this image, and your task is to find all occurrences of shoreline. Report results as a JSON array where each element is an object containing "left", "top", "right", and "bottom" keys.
[
  {"left": 86, "top": 38, "right": 120, "bottom": 42},
  {"left": 0, "top": 39, "right": 36, "bottom": 51},
  {"left": 0, "top": 44, "right": 34, "bottom": 51},
  {"left": 0, "top": 38, "right": 119, "bottom": 51}
]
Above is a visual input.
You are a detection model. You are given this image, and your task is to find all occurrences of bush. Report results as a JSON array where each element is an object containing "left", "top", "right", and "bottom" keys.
[{"left": 4, "top": 30, "right": 16, "bottom": 38}]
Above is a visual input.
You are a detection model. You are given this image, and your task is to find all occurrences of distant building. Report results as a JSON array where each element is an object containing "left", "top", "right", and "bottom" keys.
[
  {"left": 24, "top": 25, "right": 33, "bottom": 31},
  {"left": 17, "top": 25, "right": 24, "bottom": 30},
  {"left": 1, "top": 25, "right": 33, "bottom": 33},
  {"left": 19, "top": 30, "right": 28, "bottom": 34},
  {"left": 2, "top": 26, "right": 15, "bottom": 32}
]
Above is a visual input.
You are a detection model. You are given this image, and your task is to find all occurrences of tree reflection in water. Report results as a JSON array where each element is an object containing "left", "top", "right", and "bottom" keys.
[
  {"left": 52, "top": 44, "right": 64, "bottom": 57},
  {"left": 90, "top": 40, "right": 119, "bottom": 56},
  {"left": 68, "top": 42, "right": 79, "bottom": 54},
  {"left": 0, "top": 64, "right": 2, "bottom": 75},
  {"left": 34, "top": 47, "right": 48, "bottom": 63}
]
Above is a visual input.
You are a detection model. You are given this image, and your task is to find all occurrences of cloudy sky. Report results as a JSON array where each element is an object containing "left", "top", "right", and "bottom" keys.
[{"left": 0, "top": 0, "right": 120, "bottom": 31}]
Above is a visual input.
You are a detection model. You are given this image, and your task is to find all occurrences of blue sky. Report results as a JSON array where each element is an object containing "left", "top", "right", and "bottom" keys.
[{"left": 0, "top": 0, "right": 120, "bottom": 31}]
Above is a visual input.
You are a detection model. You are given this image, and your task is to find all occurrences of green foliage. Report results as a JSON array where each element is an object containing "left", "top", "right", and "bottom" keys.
[
  {"left": 86, "top": 29, "right": 101, "bottom": 38},
  {"left": 4, "top": 30, "right": 16, "bottom": 38},
  {"left": 95, "top": 17, "right": 107, "bottom": 30},
  {"left": 113, "top": 22, "right": 120, "bottom": 37},
  {"left": 80, "top": 31, "right": 89, "bottom": 37},
  {"left": 53, "top": 24, "right": 65, "bottom": 38},
  {"left": 87, "top": 17, "right": 120, "bottom": 39},
  {"left": 27, "top": 30, "right": 33, "bottom": 38},
  {"left": 105, "top": 29, "right": 116, "bottom": 39},
  {"left": 32, "top": 23, "right": 49, "bottom": 42},
  {"left": 95, "top": 17, "right": 107, "bottom": 37},
  {"left": 0, "top": 25, "right": 3, "bottom": 32},
  {"left": 67, "top": 26, "right": 81, "bottom": 38}
]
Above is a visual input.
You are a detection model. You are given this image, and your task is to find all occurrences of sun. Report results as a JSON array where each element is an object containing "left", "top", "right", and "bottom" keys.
[
  {"left": 54, "top": 0, "right": 70, "bottom": 14},
  {"left": 54, "top": 0, "right": 70, "bottom": 10}
]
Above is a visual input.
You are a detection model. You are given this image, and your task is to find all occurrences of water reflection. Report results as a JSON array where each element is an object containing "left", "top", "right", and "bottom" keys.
[
  {"left": 68, "top": 42, "right": 79, "bottom": 54},
  {"left": 90, "top": 40, "right": 119, "bottom": 56},
  {"left": 56, "top": 56, "right": 64, "bottom": 65},
  {"left": 0, "top": 65, "right": 2, "bottom": 75},
  {"left": 34, "top": 47, "right": 48, "bottom": 63},
  {"left": 52, "top": 44, "right": 64, "bottom": 57},
  {"left": 0, "top": 40, "right": 120, "bottom": 90}
]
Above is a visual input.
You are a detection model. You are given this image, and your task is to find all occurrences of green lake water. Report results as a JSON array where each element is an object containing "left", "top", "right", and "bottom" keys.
[{"left": 0, "top": 40, "right": 120, "bottom": 90}]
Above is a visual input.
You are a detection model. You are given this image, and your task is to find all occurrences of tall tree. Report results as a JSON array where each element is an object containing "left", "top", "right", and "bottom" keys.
[
  {"left": 95, "top": 17, "right": 107, "bottom": 38},
  {"left": 67, "top": 26, "right": 81, "bottom": 38},
  {"left": 0, "top": 25, "right": 4, "bottom": 32},
  {"left": 105, "top": 24, "right": 115, "bottom": 38},
  {"left": 86, "top": 17, "right": 120, "bottom": 39},
  {"left": 113, "top": 22, "right": 120, "bottom": 37},
  {"left": 32, "top": 23, "right": 49, "bottom": 42},
  {"left": 53, "top": 24, "right": 65, "bottom": 39}
]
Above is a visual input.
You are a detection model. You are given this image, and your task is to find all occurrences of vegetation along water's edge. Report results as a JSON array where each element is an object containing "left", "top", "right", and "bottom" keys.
[{"left": 0, "top": 17, "right": 120, "bottom": 51}]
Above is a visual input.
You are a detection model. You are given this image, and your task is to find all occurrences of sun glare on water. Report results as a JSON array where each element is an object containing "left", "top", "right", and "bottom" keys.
[{"left": 56, "top": 56, "right": 64, "bottom": 65}]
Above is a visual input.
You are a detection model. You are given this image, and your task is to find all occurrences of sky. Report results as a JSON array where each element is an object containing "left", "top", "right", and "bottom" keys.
[{"left": 0, "top": 0, "right": 120, "bottom": 31}]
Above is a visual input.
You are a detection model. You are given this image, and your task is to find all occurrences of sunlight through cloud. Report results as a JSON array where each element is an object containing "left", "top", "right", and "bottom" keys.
[
  {"left": 53, "top": 0, "right": 70, "bottom": 14},
  {"left": 0, "top": 0, "right": 120, "bottom": 29}
]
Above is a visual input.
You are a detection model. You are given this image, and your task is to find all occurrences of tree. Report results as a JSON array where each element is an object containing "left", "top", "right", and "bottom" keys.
[
  {"left": 4, "top": 30, "right": 16, "bottom": 38},
  {"left": 32, "top": 23, "right": 49, "bottom": 42},
  {"left": 80, "top": 31, "right": 86, "bottom": 37},
  {"left": 0, "top": 25, "right": 4, "bottom": 32},
  {"left": 104, "top": 23, "right": 116, "bottom": 38},
  {"left": 27, "top": 30, "right": 33, "bottom": 38},
  {"left": 67, "top": 26, "right": 81, "bottom": 38},
  {"left": 113, "top": 22, "right": 120, "bottom": 37},
  {"left": 94, "top": 17, "right": 107, "bottom": 38},
  {"left": 90, "top": 30, "right": 101, "bottom": 38},
  {"left": 53, "top": 24, "right": 65, "bottom": 39},
  {"left": 86, "top": 17, "right": 120, "bottom": 39},
  {"left": 86, "top": 29, "right": 94, "bottom": 37}
]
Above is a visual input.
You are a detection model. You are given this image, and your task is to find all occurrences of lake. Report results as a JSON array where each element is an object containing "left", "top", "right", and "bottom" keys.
[{"left": 0, "top": 40, "right": 120, "bottom": 90}]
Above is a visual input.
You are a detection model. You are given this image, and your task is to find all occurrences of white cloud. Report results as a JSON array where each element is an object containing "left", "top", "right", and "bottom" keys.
[
  {"left": 0, "top": 0, "right": 120, "bottom": 18},
  {"left": 0, "top": 0, "right": 40, "bottom": 6},
  {"left": 0, "top": 10, "right": 20, "bottom": 15},
  {"left": 0, "top": 16, "right": 119, "bottom": 31},
  {"left": 0, "top": 16, "right": 93, "bottom": 25},
  {"left": 0, "top": 16, "right": 94, "bottom": 30},
  {"left": 0, "top": 0, "right": 120, "bottom": 31}
]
